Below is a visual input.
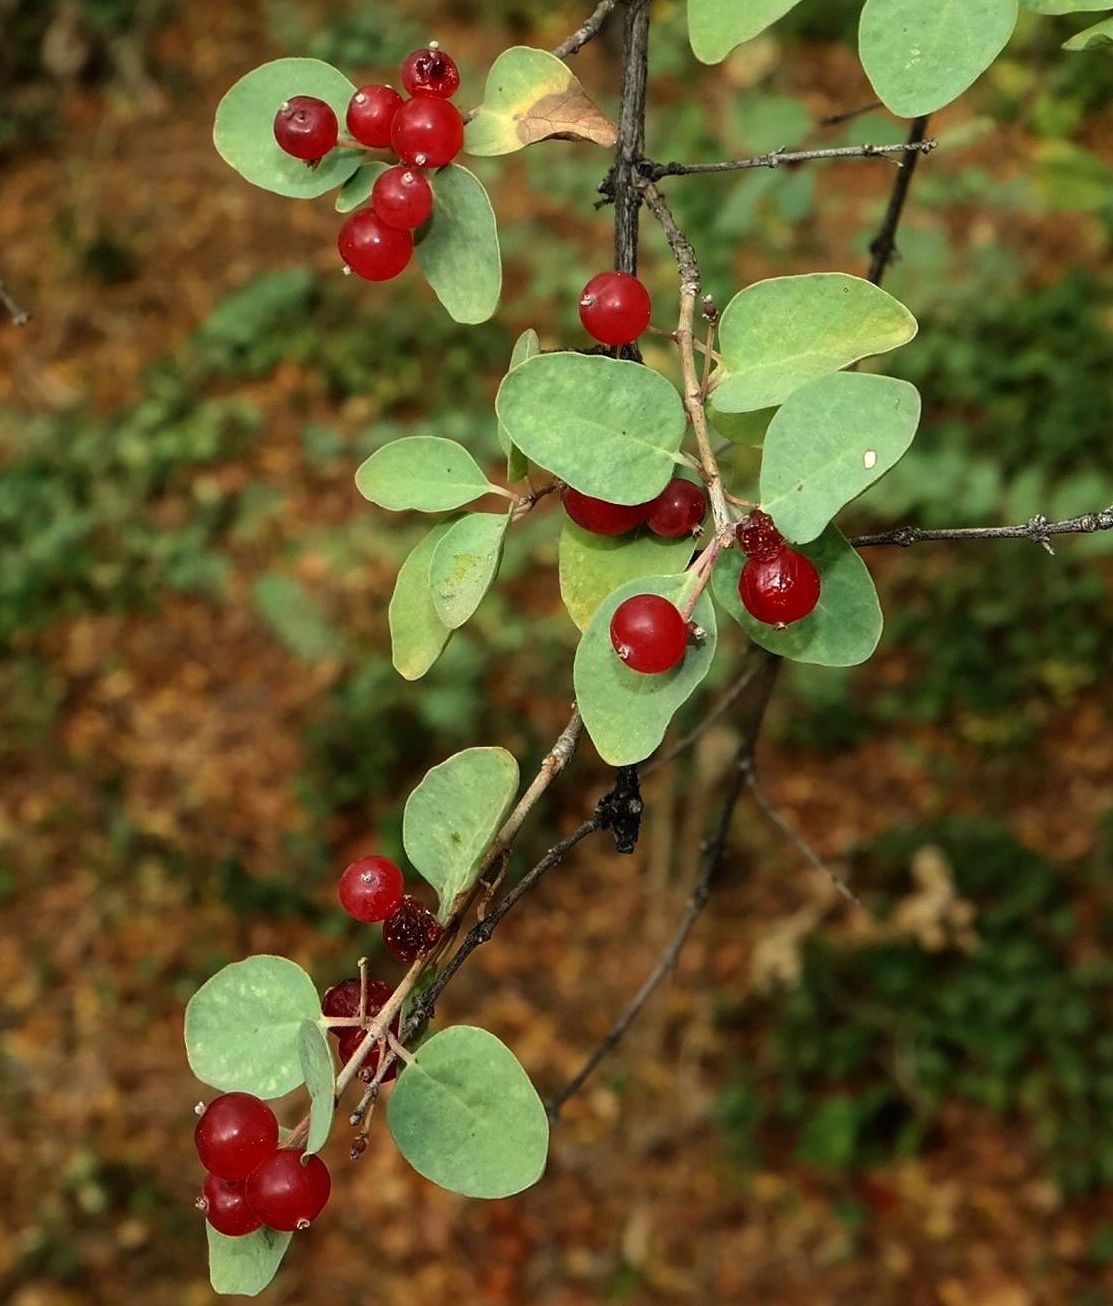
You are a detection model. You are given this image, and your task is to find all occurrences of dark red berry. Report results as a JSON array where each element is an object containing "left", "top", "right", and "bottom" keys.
[
  {"left": 646, "top": 479, "right": 706, "bottom": 538},
  {"left": 739, "top": 548, "right": 821, "bottom": 628},
  {"left": 372, "top": 167, "right": 434, "bottom": 230},
  {"left": 390, "top": 94, "right": 464, "bottom": 168},
  {"left": 562, "top": 487, "right": 652, "bottom": 537},
  {"left": 338, "top": 855, "right": 405, "bottom": 922},
  {"left": 194, "top": 1093, "right": 279, "bottom": 1182},
  {"left": 610, "top": 594, "right": 688, "bottom": 675},
  {"left": 346, "top": 84, "right": 403, "bottom": 148},
  {"left": 401, "top": 46, "right": 461, "bottom": 99},
  {"left": 338, "top": 210, "right": 413, "bottom": 282},
  {"left": 579, "top": 271, "right": 653, "bottom": 347},
  {"left": 244, "top": 1148, "right": 331, "bottom": 1232},
  {"left": 737, "top": 508, "right": 785, "bottom": 561},
  {"left": 382, "top": 895, "right": 443, "bottom": 963},
  {"left": 321, "top": 976, "right": 393, "bottom": 1022},
  {"left": 273, "top": 96, "right": 338, "bottom": 162},
  {"left": 200, "top": 1174, "right": 262, "bottom": 1238},
  {"left": 337, "top": 1020, "right": 401, "bottom": 1084}
]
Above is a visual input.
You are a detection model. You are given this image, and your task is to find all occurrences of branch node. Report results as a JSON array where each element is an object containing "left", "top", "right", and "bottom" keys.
[{"left": 595, "top": 765, "right": 644, "bottom": 854}]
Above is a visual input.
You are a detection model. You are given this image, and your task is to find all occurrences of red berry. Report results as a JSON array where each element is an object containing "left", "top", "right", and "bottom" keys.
[
  {"left": 646, "top": 479, "right": 706, "bottom": 538},
  {"left": 200, "top": 1174, "right": 262, "bottom": 1238},
  {"left": 390, "top": 94, "right": 464, "bottom": 168},
  {"left": 194, "top": 1093, "right": 279, "bottom": 1182},
  {"left": 244, "top": 1148, "right": 331, "bottom": 1232},
  {"left": 346, "top": 84, "right": 403, "bottom": 148},
  {"left": 338, "top": 855, "right": 405, "bottom": 922},
  {"left": 610, "top": 594, "right": 688, "bottom": 675},
  {"left": 337, "top": 1021, "right": 401, "bottom": 1084},
  {"left": 382, "top": 895, "right": 443, "bottom": 963},
  {"left": 562, "top": 487, "right": 652, "bottom": 537},
  {"left": 273, "top": 96, "right": 338, "bottom": 162},
  {"left": 579, "top": 271, "right": 652, "bottom": 347},
  {"left": 338, "top": 210, "right": 413, "bottom": 282},
  {"left": 321, "top": 976, "right": 393, "bottom": 1022},
  {"left": 401, "top": 46, "right": 461, "bottom": 99},
  {"left": 372, "top": 166, "right": 434, "bottom": 230},
  {"left": 737, "top": 508, "right": 785, "bottom": 561},
  {"left": 739, "top": 548, "right": 821, "bottom": 628}
]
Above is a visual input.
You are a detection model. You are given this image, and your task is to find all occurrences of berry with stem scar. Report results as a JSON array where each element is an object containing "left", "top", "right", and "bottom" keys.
[
  {"left": 610, "top": 594, "right": 689, "bottom": 674},
  {"left": 200, "top": 1174, "right": 262, "bottom": 1238},
  {"left": 401, "top": 45, "right": 461, "bottom": 99},
  {"left": 372, "top": 167, "right": 434, "bottom": 231},
  {"left": 244, "top": 1148, "right": 331, "bottom": 1232},
  {"left": 739, "top": 548, "right": 821, "bottom": 628},
  {"left": 338, "top": 210, "right": 413, "bottom": 282},
  {"left": 579, "top": 271, "right": 652, "bottom": 346},
  {"left": 273, "top": 96, "right": 338, "bottom": 162},
  {"left": 346, "top": 85, "right": 403, "bottom": 148},
  {"left": 194, "top": 1092, "right": 278, "bottom": 1182},
  {"left": 338, "top": 855, "right": 405, "bottom": 922},
  {"left": 390, "top": 94, "right": 464, "bottom": 168}
]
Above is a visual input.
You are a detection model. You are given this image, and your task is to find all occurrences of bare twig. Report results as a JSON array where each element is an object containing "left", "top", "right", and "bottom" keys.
[
  {"left": 820, "top": 98, "right": 884, "bottom": 126},
  {"left": 851, "top": 507, "right": 1113, "bottom": 553},
  {"left": 0, "top": 279, "right": 30, "bottom": 327},
  {"left": 553, "top": 0, "right": 619, "bottom": 59},
  {"left": 641, "top": 138, "right": 937, "bottom": 180},
  {"left": 612, "top": 0, "right": 650, "bottom": 287},
  {"left": 642, "top": 651, "right": 765, "bottom": 777},
  {"left": 866, "top": 116, "right": 931, "bottom": 285}
]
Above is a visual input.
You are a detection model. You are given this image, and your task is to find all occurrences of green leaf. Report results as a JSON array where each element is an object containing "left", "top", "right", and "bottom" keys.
[
  {"left": 688, "top": 0, "right": 805, "bottom": 63},
  {"left": 388, "top": 520, "right": 455, "bottom": 681},
  {"left": 414, "top": 165, "right": 501, "bottom": 325},
  {"left": 711, "top": 527, "right": 883, "bottom": 666},
  {"left": 712, "top": 274, "right": 917, "bottom": 414},
  {"left": 335, "top": 161, "right": 388, "bottom": 212},
  {"left": 499, "top": 329, "right": 540, "bottom": 482},
  {"left": 207, "top": 1225, "right": 292, "bottom": 1297},
  {"left": 387, "top": 1026, "right": 548, "bottom": 1198},
  {"left": 1022, "top": 1, "right": 1112, "bottom": 14},
  {"left": 1064, "top": 15, "right": 1113, "bottom": 46},
  {"left": 355, "top": 436, "right": 497, "bottom": 512},
  {"left": 429, "top": 511, "right": 510, "bottom": 629},
  {"left": 760, "top": 372, "right": 922, "bottom": 543},
  {"left": 496, "top": 353, "right": 688, "bottom": 504},
  {"left": 465, "top": 47, "right": 617, "bottom": 155},
  {"left": 709, "top": 406, "right": 775, "bottom": 446},
  {"left": 403, "top": 748, "right": 520, "bottom": 917},
  {"left": 297, "top": 1020, "right": 335, "bottom": 1157},
  {"left": 859, "top": 0, "right": 1019, "bottom": 118},
  {"left": 559, "top": 520, "right": 697, "bottom": 632},
  {"left": 185, "top": 955, "right": 321, "bottom": 1098},
  {"left": 574, "top": 573, "right": 718, "bottom": 766},
  {"left": 214, "top": 59, "right": 362, "bottom": 198}
]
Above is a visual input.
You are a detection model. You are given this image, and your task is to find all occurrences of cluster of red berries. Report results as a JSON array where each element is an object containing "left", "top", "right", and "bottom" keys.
[
  {"left": 563, "top": 478, "right": 707, "bottom": 540},
  {"left": 579, "top": 270, "right": 653, "bottom": 346},
  {"left": 337, "top": 854, "right": 443, "bottom": 963},
  {"left": 736, "top": 510, "right": 821, "bottom": 627},
  {"left": 272, "top": 45, "right": 464, "bottom": 282},
  {"left": 195, "top": 1093, "right": 330, "bottom": 1236}
]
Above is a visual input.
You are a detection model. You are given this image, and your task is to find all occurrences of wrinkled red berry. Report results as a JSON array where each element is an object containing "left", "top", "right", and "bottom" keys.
[
  {"left": 579, "top": 271, "right": 652, "bottom": 346},
  {"left": 562, "top": 487, "right": 652, "bottom": 536},
  {"left": 610, "top": 594, "right": 688, "bottom": 674},
  {"left": 391, "top": 94, "right": 464, "bottom": 168},
  {"left": 382, "top": 895, "right": 443, "bottom": 963},
  {"left": 200, "top": 1174, "right": 262, "bottom": 1238},
  {"left": 194, "top": 1093, "right": 279, "bottom": 1182},
  {"left": 338, "top": 855, "right": 405, "bottom": 922},
  {"left": 372, "top": 166, "right": 434, "bottom": 230},
  {"left": 646, "top": 479, "right": 706, "bottom": 538},
  {"left": 321, "top": 976, "right": 393, "bottom": 1022},
  {"left": 401, "top": 46, "right": 461, "bottom": 99},
  {"left": 273, "top": 96, "right": 338, "bottom": 162},
  {"left": 346, "top": 84, "right": 403, "bottom": 148},
  {"left": 245, "top": 1148, "right": 331, "bottom": 1232},
  {"left": 739, "top": 547, "right": 821, "bottom": 627},
  {"left": 338, "top": 210, "right": 413, "bottom": 281},
  {"left": 737, "top": 508, "right": 785, "bottom": 561}
]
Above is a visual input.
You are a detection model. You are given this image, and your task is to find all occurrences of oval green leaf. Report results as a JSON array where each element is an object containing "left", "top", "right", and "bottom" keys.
[
  {"left": 760, "top": 372, "right": 922, "bottom": 543},
  {"left": 429, "top": 510, "right": 510, "bottom": 629},
  {"left": 711, "top": 527, "right": 883, "bottom": 667},
  {"left": 712, "top": 274, "right": 918, "bottom": 414},
  {"left": 207, "top": 1225, "right": 292, "bottom": 1297},
  {"left": 389, "top": 520, "right": 455, "bottom": 681},
  {"left": 387, "top": 1026, "right": 549, "bottom": 1198},
  {"left": 1064, "top": 16, "right": 1113, "bottom": 46},
  {"left": 185, "top": 955, "right": 322, "bottom": 1099},
  {"left": 496, "top": 353, "right": 688, "bottom": 505},
  {"left": 356, "top": 436, "right": 497, "bottom": 512},
  {"left": 688, "top": 0, "right": 806, "bottom": 63},
  {"left": 414, "top": 164, "right": 501, "bottom": 325},
  {"left": 297, "top": 1020, "right": 335, "bottom": 1157},
  {"left": 574, "top": 573, "right": 718, "bottom": 766},
  {"left": 859, "top": 0, "right": 1019, "bottom": 118},
  {"left": 335, "top": 161, "right": 388, "bottom": 212},
  {"left": 559, "top": 520, "right": 698, "bottom": 632},
  {"left": 214, "top": 59, "right": 362, "bottom": 198},
  {"left": 499, "top": 329, "right": 540, "bottom": 482},
  {"left": 403, "top": 747, "right": 520, "bottom": 917}
]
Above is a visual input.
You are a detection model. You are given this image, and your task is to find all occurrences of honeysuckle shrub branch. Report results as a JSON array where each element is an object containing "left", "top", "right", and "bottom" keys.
[{"left": 191, "top": 0, "right": 1113, "bottom": 1294}]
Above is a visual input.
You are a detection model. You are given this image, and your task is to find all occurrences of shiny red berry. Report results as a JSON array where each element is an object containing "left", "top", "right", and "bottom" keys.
[
  {"left": 610, "top": 594, "right": 688, "bottom": 675},
  {"left": 390, "top": 94, "right": 464, "bottom": 167},
  {"left": 382, "top": 895, "right": 443, "bottom": 963},
  {"left": 737, "top": 508, "right": 785, "bottom": 561},
  {"left": 372, "top": 166, "right": 434, "bottom": 230},
  {"left": 646, "top": 479, "right": 706, "bottom": 538},
  {"left": 579, "top": 271, "right": 652, "bottom": 346},
  {"left": 562, "top": 487, "right": 652, "bottom": 537},
  {"left": 401, "top": 46, "right": 461, "bottom": 99},
  {"left": 244, "top": 1148, "right": 331, "bottom": 1232},
  {"left": 273, "top": 96, "right": 338, "bottom": 162},
  {"left": 200, "top": 1174, "right": 262, "bottom": 1238},
  {"left": 338, "top": 210, "right": 413, "bottom": 282},
  {"left": 194, "top": 1093, "right": 278, "bottom": 1182},
  {"left": 338, "top": 855, "right": 405, "bottom": 922},
  {"left": 739, "top": 548, "right": 821, "bottom": 628},
  {"left": 346, "top": 84, "right": 403, "bottom": 148}
]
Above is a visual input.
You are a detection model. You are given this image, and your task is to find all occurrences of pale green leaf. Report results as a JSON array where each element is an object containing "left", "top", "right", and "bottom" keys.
[
  {"left": 207, "top": 1226, "right": 292, "bottom": 1297},
  {"left": 355, "top": 436, "right": 496, "bottom": 512},
  {"left": 559, "top": 520, "right": 697, "bottom": 632},
  {"left": 1064, "top": 15, "right": 1113, "bottom": 46},
  {"left": 388, "top": 521, "right": 455, "bottom": 681},
  {"left": 1022, "top": 1, "right": 1112, "bottom": 14},
  {"left": 335, "top": 161, "right": 388, "bottom": 212},
  {"left": 429, "top": 511, "right": 510, "bottom": 629},
  {"left": 414, "top": 165, "right": 501, "bottom": 325},
  {"left": 688, "top": 0, "right": 805, "bottom": 63},
  {"left": 499, "top": 329, "right": 540, "bottom": 482},
  {"left": 297, "top": 1020, "right": 335, "bottom": 1157}
]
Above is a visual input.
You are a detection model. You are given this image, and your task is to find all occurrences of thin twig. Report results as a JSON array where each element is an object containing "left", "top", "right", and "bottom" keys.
[
  {"left": 612, "top": 0, "right": 650, "bottom": 286},
  {"left": 866, "top": 116, "right": 931, "bottom": 285},
  {"left": 0, "top": 279, "right": 31, "bottom": 327},
  {"left": 552, "top": 0, "right": 619, "bottom": 59},
  {"left": 820, "top": 99, "right": 884, "bottom": 126},
  {"left": 642, "top": 651, "right": 765, "bottom": 777},
  {"left": 641, "top": 139, "right": 936, "bottom": 180},
  {"left": 851, "top": 507, "right": 1113, "bottom": 553}
]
